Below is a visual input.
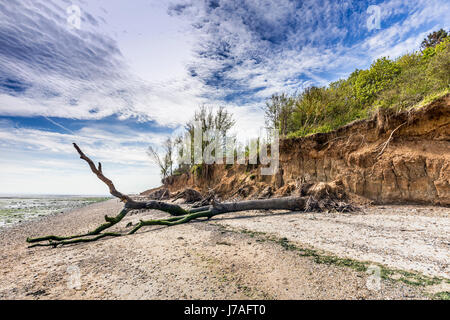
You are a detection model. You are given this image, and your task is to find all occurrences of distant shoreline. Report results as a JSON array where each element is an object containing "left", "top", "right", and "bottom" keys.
[
  {"left": 0, "top": 196, "right": 111, "bottom": 228},
  {"left": 0, "top": 194, "right": 111, "bottom": 199}
]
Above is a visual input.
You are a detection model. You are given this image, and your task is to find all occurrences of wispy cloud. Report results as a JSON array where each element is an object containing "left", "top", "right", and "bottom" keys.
[
  {"left": 0, "top": 0, "right": 448, "bottom": 194},
  {"left": 0, "top": 0, "right": 205, "bottom": 126},
  {"left": 170, "top": 0, "right": 449, "bottom": 105},
  {"left": 1, "top": 0, "right": 448, "bottom": 126},
  {"left": 0, "top": 120, "right": 169, "bottom": 165},
  {"left": 0, "top": 119, "right": 165, "bottom": 194}
]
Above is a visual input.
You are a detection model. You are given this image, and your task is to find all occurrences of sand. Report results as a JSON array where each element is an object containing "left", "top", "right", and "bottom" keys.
[{"left": 0, "top": 199, "right": 448, "bottom": 299}]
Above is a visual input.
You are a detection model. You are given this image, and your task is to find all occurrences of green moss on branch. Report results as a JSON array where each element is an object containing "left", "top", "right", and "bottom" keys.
[{"left": 26, "top": 208, "right": 130, "bottom": 245}]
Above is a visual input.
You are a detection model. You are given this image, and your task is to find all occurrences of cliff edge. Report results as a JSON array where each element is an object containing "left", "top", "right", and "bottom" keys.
[{"left": 153, "top": 95, "right": 450, "bottom": 206}]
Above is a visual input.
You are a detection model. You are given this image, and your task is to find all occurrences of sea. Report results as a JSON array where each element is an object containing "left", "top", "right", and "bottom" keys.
[{"left": 0, "top": 194, "right": 110, "bottom": 228}]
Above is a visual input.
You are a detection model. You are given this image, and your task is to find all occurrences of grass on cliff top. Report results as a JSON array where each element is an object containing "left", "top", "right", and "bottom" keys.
[{"left": 264, "top": 37, "right": 450, "bottom": 139}]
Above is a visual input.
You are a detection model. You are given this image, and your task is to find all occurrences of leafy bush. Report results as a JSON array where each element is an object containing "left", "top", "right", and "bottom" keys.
[
  {"left": 377, "top": 40, "right": 450, "bottom": 111},
  {"left": 376, "top": 52, "right": 429, "bottom": 110},
  {"left": 427, "top": 41, "right": 450, "bottom": 87},
  {"left": 353, "top": 57, "right": 401, "bottom": 105},
  {"left": 190, "top": 163, "right": 203, "bottom": 176},
  {"left": 291, "top": 86, "right": 330, "bottom": 130}
]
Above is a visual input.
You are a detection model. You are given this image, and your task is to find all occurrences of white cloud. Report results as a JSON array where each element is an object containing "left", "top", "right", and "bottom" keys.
[
  {"left": 0, "top": 0, "right": 208, "bottom": 127},
  {"left": 1, "top": 0, "right": 449, "bottom": 128},
  {"left": 1, "top": 0, "right": 449, "bottom": 195},
  {"left": 0, "top": 120, "right": 167, "bottom": 194}
]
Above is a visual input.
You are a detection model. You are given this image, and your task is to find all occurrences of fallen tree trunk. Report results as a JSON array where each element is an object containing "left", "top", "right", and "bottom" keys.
[
  {"left": 127, "top": 196, "right": 310, "bottom": 235},
  {"left": 26, "top": 143, "right": 355, "bottom": 248}
]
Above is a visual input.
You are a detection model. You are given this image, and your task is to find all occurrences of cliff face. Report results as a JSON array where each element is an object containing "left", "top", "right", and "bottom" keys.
[{"left": 163, "top": 95, "right": 450, "bottom": 205}]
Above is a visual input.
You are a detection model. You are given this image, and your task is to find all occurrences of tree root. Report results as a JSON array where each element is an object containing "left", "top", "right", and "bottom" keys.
[{"left": 376, "top": 122, "right": 406, "bottom": 158}]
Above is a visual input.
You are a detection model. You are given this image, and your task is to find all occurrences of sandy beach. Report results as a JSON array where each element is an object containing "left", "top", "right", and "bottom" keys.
[{"left": 0, "top": 199, "right": 448, "bottom": 300}]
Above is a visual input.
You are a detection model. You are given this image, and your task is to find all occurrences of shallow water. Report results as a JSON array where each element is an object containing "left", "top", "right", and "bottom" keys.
[{"left": 0, "top": 196, "right": 110, "bottom": 227}]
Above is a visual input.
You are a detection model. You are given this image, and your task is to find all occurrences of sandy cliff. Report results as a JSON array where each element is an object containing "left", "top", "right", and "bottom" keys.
[{"left": 159, "top": 95, "right": 450, "bottom": 205}]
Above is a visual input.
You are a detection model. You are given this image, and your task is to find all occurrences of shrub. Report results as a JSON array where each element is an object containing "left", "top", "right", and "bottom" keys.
[
  {"left": 427, "top": 40, "right": 450, "bottom": 87},
  {"left": 353, "top": 57, "right": 401, "bottom": 105}
]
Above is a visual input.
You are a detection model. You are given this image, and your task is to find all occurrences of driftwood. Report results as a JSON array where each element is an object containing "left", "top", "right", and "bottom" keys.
[
  {"left": 145, "top": 187, "right": 171, "bottom": 200},
  {"left": 191, "top": 189, "right": 219, "bottom": 208},
  {"left": 171, "top": 188, "right": 203, "bottom": 203},
  {"left": 27, "top": 143, "right": 355, "bottom": 248}
]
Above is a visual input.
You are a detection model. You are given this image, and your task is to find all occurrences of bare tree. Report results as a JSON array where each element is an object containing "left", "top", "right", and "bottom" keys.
[
  {"left": 184, "top": 105, "right": 235, "bottom": 164},
  {"left": 214, "top": 106, "right": 235, "bottom": 136},
  {"left": 163, "top": 137, "right": 174, "bottom": 176},
  {"left": 263, "top": 93, "right": 295, "bottom": 137},
  {"left": 147, "top": 145, "right": 170, "bottom": 180}
]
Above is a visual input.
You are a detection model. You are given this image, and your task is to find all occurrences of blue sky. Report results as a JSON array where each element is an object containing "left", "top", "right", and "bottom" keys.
[{"left": 0, "top": 0, "right": 448, "bottom": 195}]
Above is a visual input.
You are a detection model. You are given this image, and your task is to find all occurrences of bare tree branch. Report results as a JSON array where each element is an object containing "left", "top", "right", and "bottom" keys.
[
  {"left": 73, "top": 143, "right": 131, "bottom": 202},
  {"left": 147, "top": 145, "right": 169, "bottom": 179}
]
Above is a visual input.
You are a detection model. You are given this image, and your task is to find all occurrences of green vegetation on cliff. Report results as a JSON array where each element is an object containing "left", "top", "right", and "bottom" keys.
[{"left": 263, "top": 29, "right": 450, "bottom": 138}]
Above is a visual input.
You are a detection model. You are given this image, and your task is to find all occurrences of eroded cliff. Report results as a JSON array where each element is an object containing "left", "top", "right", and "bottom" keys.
[{"left": 158, "top": 95, "right": 450, "bottom": 205}]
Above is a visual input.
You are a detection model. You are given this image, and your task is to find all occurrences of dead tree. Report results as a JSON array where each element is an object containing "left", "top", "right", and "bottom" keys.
[{"left": 27, "top": 143, "right": 353, "bottom": 248}]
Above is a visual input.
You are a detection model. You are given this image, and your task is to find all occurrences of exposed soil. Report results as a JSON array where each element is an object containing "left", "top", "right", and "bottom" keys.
[
  {"left": 162, "top": 95, "right": 450, "bottom": 206},
  {"left": 0, "top": 200, "right": 448, "bottom": 300}
]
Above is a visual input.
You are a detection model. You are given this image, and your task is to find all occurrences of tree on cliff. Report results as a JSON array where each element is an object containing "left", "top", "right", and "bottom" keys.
[
  {"left": 261, "top": 29, "right": 450, "bottom": 139},
  {"left": 147, "top": 137, "right": 175, "bottom": 180},
  {"left": 263, "top": 93, "right": 295, "bottom": 137},
  {"left": 171, "top": 105, "right": 235, "bottom": 175},
  {"left": 421, "top": 29, "right": 449, "bottom": 50},
  {"left": 185, "top": 106, "right": 235, "bottom": 149}
]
